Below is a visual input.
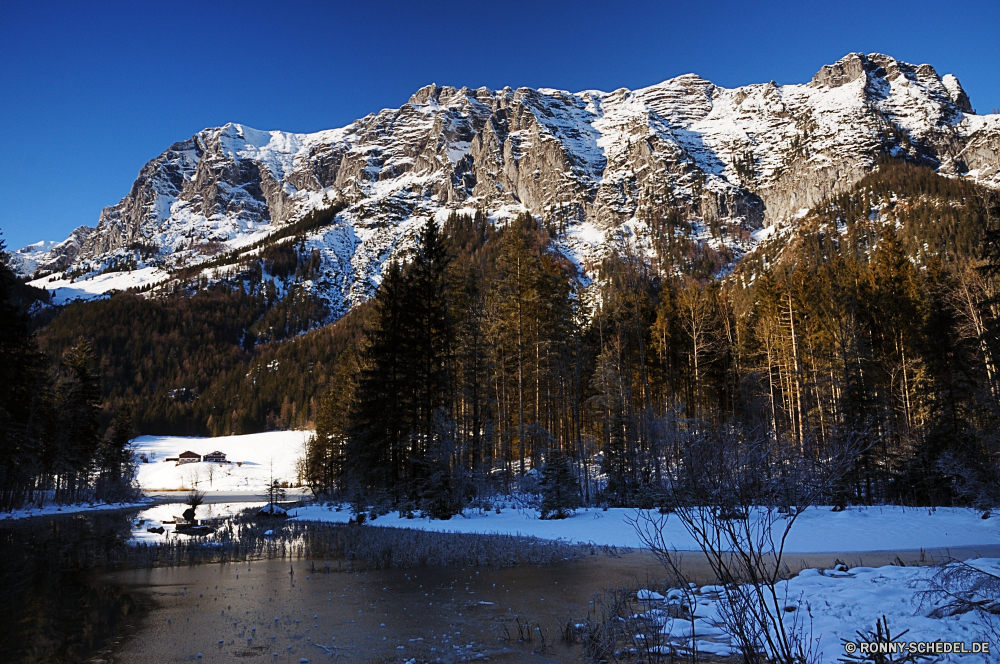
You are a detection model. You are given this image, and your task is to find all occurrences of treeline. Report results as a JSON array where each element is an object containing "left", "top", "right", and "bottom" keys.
[
  {"left": 307, "top": 163, "right": 1000, "bottom": 514},
  {"left": 0, "top": 242, "right": 137, "bottom": 510},
  {"left": 38, "top": 281, "right": 366, "bottom": 436}
]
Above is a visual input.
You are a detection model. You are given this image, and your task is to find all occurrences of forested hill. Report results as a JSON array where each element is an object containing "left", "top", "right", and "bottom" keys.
[{"left": 4, "top": 160, "right": 998, "bottom": 511}]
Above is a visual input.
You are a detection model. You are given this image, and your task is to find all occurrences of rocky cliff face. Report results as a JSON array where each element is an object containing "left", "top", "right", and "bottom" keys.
[{"left": 18, "top": 52, "right": 1000, "bottom": 315}]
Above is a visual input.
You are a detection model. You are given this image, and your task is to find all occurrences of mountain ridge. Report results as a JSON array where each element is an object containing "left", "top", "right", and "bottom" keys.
[{"left": 15, "top": 52, "right": 1000, "bottom": 320}]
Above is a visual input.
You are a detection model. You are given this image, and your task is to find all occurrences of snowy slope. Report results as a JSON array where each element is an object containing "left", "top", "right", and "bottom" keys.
[
  {"left": 16, "top": 53, "right": 999, "bottom": 318},
  {"left": 30, "top": 266, "right": 169, "bottom": 305},
  {"left": 133, "top": 431, "right": 310, "bottom": 492}
]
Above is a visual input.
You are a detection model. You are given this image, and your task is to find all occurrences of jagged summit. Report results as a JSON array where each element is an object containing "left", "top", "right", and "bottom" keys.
[
  {"left": 16, "top": 52, "right": 1000, "bottom": 319},
  {"left": 810, "top": 52, "right": 974, "bottom": 113}
]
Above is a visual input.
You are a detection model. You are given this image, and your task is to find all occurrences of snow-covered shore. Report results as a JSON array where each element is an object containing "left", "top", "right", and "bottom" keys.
[
  {"left": 4, "top": 430, "right": 999, "bottom": 557},
  {"left": 1, "top": 498, "right": 152, "bottom": 521},
  {"left": 634, "top": 557, "right": 999, "bottom": 662},
  {"left": 290, "top": 503, "right": 1000, "bottom": 553},
  {"left": 0, "top": 431, "right": 309, "bottom": 520}
]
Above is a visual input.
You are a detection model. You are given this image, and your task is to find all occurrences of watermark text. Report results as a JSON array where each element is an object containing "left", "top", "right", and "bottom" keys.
[{"left": 844, "top": 641, "right": 990, "bottom": 656}]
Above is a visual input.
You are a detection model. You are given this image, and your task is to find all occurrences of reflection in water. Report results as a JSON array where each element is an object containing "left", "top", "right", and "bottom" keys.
[
  {"left": 129, "top": 501, "right": 266, "bottom": 544},
  {"left": 1, "top": 505, "right": 952, "bottom": 664},
  {"left": 0, "top": 510, "right": 145, "bottom": 663}
]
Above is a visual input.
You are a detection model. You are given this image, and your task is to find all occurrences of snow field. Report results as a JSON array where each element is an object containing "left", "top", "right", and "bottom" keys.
[
  {"left": 133, "top": 431, "right": 310, "bottom": 493},
  {"left": 28, "top": 266, "right": 169, "bottom": 304}
]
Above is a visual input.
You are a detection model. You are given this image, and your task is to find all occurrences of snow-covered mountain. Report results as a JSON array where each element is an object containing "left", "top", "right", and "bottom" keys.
[{"left": 17, "top": 52, "right": 1000, "bottom": 316}]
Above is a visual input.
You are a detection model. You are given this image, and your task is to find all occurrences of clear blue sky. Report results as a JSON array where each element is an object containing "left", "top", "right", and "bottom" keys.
[{"left": 1, "top": 0, "right": 998, "bottom": 251}]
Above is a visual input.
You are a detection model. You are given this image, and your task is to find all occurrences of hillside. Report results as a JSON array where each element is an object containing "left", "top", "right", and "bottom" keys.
[
  {"left": 14, "top": 52, "right": 1000, "bottom": 313},
  {"left": 3, "top": 52, "right": 1000, "bottom": 513}
]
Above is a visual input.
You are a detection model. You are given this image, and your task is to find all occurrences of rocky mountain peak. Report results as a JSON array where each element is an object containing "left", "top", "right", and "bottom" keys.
[
  {"left": 16, "top": 53, "right": 1000, "bottom": 322},
  {"left": 810, "top": 52, "right": 869, "bottom": 88},
  {"left": 942, "top": 74, "right": 973, "bottom": 113}
]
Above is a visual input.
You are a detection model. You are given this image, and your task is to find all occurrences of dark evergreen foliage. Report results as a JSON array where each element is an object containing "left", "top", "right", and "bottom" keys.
[
  {"left": 14, "top": 162, "right": 1000, "bottom": 513},
  {"left": 0, "top": 238, "right": 139, "bottom": 509},
  {"left": 539, "top": 452, "right": 583, "bottom": 519}
]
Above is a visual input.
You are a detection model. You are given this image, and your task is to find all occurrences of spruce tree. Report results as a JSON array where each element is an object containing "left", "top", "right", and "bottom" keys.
[
  {"left": 54, "top": 339, "right": 102, "bottom": 502},
  {"left": 0, "top": 239, "right": 52, "bottom": 509},
  {"left": 539, "top": 452, "right": 582, "bottom": 519},
  {"left": 346, "top": 216, "right": 456, "bottom": 508},
  {"left": 96, "top": 401, "right": 137, "bottom": 501},
  {"left": 406, "top": 215, "right": 455, "bottom": 458},
  {"left": 346, "top": 261, "right": 409, "bottom": 494}
]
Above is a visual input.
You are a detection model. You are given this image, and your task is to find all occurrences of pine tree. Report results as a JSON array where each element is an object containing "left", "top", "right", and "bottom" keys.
[
  {"left": 96, "top": 401, "right": 137, "bottom": 501},
  {"left": 346, "top": 261, "right": 409, "bottom": 494},
  {"left": 54, "top": 339, "right": 102, "bottom": 502},
  {"left": 539, "top": 452, "right": 582, "bottom": 519},
  {"left": 406, "top": 215, "right": 455, "bottom": 461},
  {"left": 346, "top": 216, "right": 456, "bottom": 507},
  {"left": 0, "top": 239, "right": 53, "bottom": 510}
]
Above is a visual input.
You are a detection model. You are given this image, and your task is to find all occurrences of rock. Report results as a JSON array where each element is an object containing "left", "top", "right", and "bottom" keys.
[
  {"left": 26, "top": 52, "right": 999, "bottom": 299},
  {"left": 811, "top": 52, "right": 868, "bottom": 88}
]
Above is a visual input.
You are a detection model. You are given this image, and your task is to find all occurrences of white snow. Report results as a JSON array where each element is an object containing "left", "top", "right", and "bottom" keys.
[
  {"left": 750, "top": 225, "right": 776, "bottom": 242},
  {"left": 133, "top": 431, "right": 310, "bottom": 493},
  {"left": 35, "top": 53, "right": 1000, "bottom": 317},
  {"left": 9, "top": 239, "right": 63, "bottom": 276},
  {"left": 1, "top": 498, "right": 151, "bottom": 521},
  {"left": 5, "top": 430, "right": 998, "bottom": 663},
  {"left": 28, "top": 266, "right": 168, "bottom": 304},
  {"left": 638, "top": 558, "right": 999, "bottom": 662},
  {"left": 6, "top": 430, "right": 998, "bottom": 558},
  {"left": 289, "top": 504, "right": 1000, "bottom": 553}
]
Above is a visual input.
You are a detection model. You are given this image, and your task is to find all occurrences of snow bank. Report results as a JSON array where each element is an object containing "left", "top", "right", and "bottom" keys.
[
  {"left": 133, "top": 431, "right": 310, "bottom": 492},
  {"left": 290, "top": 504, "right": 1000, "bottom": 553},
  {"left": 1, "top": 499, "right": 150, "bottom": 521},
  {"left": 639, "top": 558, "right": 999, "bottom": 662}
]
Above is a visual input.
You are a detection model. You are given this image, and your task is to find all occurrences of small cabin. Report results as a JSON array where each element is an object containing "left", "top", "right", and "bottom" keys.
[
  {"left": 178, "top": 451, "right": 201, "bottom": 464},
  {"left": 204, "top": 450, "right": 227, "bottom": 463}
]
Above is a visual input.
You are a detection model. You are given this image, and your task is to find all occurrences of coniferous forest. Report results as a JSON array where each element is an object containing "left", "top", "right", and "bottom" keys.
[
  {"left": 4, "top": 161, "right": 1000, "bottom": 515},
  {"left": 0, "top": 243, "right": 138, "bottom": 510},
  {"left": 309, "top": 163, "right": 1000, "bottom": 516}
]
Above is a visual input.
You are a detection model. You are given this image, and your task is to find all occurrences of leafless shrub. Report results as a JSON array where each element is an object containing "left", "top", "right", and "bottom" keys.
[
  {"left": 575, "top": 585, "right": 680, "bottom": 664},
  {"left": 920, "top": 559, "right": 1000, "bottom": 644},
  {"left": 631, "top": 424, "right": 858, "bottom": 664}
]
